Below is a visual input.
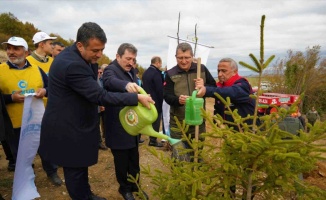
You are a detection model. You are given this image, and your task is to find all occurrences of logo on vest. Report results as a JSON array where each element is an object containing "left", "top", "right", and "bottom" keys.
[
  {"left": 13, "top": 80, "right": 35, "bottom": 94},
  {"left": 18, "top": 80, "right": 28, "bottom": 89}
]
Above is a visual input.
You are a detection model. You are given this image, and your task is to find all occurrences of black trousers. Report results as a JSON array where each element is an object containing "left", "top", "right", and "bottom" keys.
[
  {"left": 111, "top": 147, "right": 140, "bottom": 193},
  {"left": 63, "top": 166, "right": 91, "bottom": 200},
  {"left": 149, "top": 112, "right": 162, "bottom": 143},
  {"left": 6, "top": 127, "right": 58, "bottom": 176},
  {"left": 0, "top": 139, "right": 14, "bottom": 162}
]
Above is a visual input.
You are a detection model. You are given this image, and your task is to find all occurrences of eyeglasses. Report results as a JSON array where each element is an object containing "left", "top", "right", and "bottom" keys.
[{"left": 176, "top": 56, "right": 192, "bottom": 61}]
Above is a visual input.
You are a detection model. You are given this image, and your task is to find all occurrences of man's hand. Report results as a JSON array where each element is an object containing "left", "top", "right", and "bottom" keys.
[
  {"left": 194, "top": 78, "right": 204, "bottom": 90},
  {"left": 195, "top": 77, "right": 206, "bottom": 97},
  {"left": 11, "top": 90, "right": 25, "bottom": 103},
  {"left": 137, "top": 94, "right": 155, "bottom": 109},
  {"left": 34, "top": 88, "right": 46, "bottom": 99},
  {"left": 99, "top": 106, "right": 105, "bottom": 112},
  {"left": 196, "top": 87, "right": 206, "bottom": 97},
  {"left": 126, "top": 83, "right": 140, "bottom": 93},
  {"left": 179, "top": 95, "right": 189, "bottom": 105}
]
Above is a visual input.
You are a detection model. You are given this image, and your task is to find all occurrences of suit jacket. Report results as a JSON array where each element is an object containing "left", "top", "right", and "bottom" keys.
[
  {"left": 142, "top": 65, "right": 163, "bottom": 113},
  {"left": 39, "top": 44, "right": 139, "bottom": 167},
  {"left": 102, "top": 59, "right": 139, "bottom": 149}
]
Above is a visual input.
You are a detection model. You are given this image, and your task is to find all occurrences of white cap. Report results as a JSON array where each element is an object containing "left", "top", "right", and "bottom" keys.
[
  {"left": 32, "top": 32, "right": 57, "bottom": 44},
  {"left": 2, "top": 36, "right": 28, "bottom": 50}
]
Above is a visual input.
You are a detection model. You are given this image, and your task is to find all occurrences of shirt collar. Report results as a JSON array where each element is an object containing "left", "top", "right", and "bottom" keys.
[{"left": 7, "top": 60, "right": 31, "bottom": 69}]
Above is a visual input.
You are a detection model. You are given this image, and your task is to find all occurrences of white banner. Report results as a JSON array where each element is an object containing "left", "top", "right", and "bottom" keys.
[
  {"left": 166, "top": 37, "right": 211, "bottom": 70},
  {"left": 12, "top": 96, "right": 44, "bottom": 200}
]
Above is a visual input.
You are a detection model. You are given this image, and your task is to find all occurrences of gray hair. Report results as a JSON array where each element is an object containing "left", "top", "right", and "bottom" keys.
[
  {"left": 117, "top": 43, "right": 137, "bottom": 57},
  {"left": 76, "top": 22, "right": 107, "bottom": 47},
  {"left": 175, "top": 42, "right": 193, "bottom": 56},
  {"left": 219, "top": 58, "right": 238, "bottom": 70}
]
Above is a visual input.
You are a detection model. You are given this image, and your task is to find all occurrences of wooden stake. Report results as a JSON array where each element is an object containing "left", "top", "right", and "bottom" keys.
[{"left": 194, "top": 57, "right": 201, "bottom": 163}]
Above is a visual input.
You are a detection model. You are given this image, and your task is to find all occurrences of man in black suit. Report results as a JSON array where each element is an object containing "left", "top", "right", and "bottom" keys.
[
  {"left": 102, "top": 43, "right": 149, "bottom": 200},
  {"left": 39, "top": 23, "right": 154, "bottom": 200},
  {"left": 142, "top": 56, "right": 164, "bottom": 147}
]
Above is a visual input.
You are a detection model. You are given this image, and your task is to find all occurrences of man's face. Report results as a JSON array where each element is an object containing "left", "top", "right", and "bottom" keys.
[
  {"left": 6, "top": 44, "right": 28, "bottom": 67},
  {"left": 77, "top": 38, "right": 105, "bottom": 64},
  {"left": 41, "top": 40, "right": 55, "bottom": 55},
  {"left": 98, "top": 68, "right": 103, "bottom": 78},
  {"left": 52, "top": 44, "right": 65, "bottom": 58},
  {"left": 176, "top": 49, "right": 193, "bottom": 71},
  {"left": 218, "top": 61, "right": 236, "bottom": 83},
  {"left": 116, "top": 50, "right": 136, "bottom": 72}
]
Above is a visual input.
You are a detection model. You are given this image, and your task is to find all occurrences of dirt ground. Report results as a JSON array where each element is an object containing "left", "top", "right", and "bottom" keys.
[{"left": 1, "top": 98, "right": 325, "bottom": 200}]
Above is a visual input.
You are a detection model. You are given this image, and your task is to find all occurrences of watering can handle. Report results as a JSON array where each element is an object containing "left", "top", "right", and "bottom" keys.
[
  {"left": 138, "top": 87, "right": 156, "bottom": 111},
  {"left": 139, "top": 87, "right": 147, "bottom": 95},
  {"left": 192, "top": 90, "right": 198, "bottom": 100}
]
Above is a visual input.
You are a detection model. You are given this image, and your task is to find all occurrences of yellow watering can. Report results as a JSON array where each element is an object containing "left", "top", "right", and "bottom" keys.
[{"left": 119, "top": 88, "right": 181, "bottom": 146}]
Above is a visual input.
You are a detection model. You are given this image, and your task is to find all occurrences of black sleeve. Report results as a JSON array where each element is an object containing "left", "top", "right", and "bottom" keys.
[
  {"left": 38, "top": 67, "right": 49, "bottom": 96},
  {"left": 163, "top": 72, "right": 181, "bottom": 107}
]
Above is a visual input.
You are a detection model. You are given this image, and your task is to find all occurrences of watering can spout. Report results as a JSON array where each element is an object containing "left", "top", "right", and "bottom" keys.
[{"left": 140, "top": 125, "right": 181, "bottom": 146}]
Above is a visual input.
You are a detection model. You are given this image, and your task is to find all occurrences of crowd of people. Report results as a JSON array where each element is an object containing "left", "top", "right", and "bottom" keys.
[{"left": 0, "top": 21, "right": 320, "bottom": 200}]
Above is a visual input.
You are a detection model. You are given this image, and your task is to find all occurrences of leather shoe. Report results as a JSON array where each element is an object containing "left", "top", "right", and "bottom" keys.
[
  {"left": 149, "top": 141, "right": 163, "bottom": 147},
  {"left": 89, "top": 193, "right": 106, "bottom": 200},
  {"left": 120, "top": 192, "right": 135, "bottom": 200},
  {"left": 48, "top": 173, "right": 62, "bottom": 186}
]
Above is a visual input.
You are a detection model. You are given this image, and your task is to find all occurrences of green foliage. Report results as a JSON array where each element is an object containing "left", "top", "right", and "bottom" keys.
[{"left": 141, "top": 15, "right": 326, "bottom": 200}]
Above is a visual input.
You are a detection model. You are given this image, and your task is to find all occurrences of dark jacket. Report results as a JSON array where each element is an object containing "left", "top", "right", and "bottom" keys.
[
  {"left": 39, "top": 44, "right": 139, "bottom": 167},
  {"left": 142, "top": 65, "right": 163, "bottom": 113},
  {"left": 102, "top": 59, "right": 139, "bottom": 149},
  {"left": 0, "top": 91, "right": 13, "bottom": 141},
  {"left": 205, "top": 77, "right": 255, "bottom": 126}
]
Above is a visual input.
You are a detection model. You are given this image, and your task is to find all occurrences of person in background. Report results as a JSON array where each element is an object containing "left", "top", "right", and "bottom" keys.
[
  {"left": 97, "top": 66, "right": 108, "bottom": 150},
  {"left": 103, "top": 43, "right": 149, "bottom": 200},
  {"left": 51, "top": 41, "right": 65, "bottom": 59},
  {"left": 99, "top": 63, "right": 109, "bottom": 142},
  {"left": 142, "top": 56, "right": 164, "bottom": 147},
  {"left": 27, "top": 31, "right": 57, "bottom": 75},
  {"left": 164, "top": 42, "right": 216, "bottom": 159},
  {"left": 306, "top": 106, "right": 320, "bottom": 126},
  {"left": 39, "top": 23, "right": 153, "bottom": 200}
]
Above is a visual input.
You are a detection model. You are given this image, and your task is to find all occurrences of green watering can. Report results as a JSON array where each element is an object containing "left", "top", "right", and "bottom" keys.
[
  {"left": 119, "top": 88, "right": 181, "bottom": 146},
  {"left": 185, "top": 90, "right": 204, "bottom": 125}
]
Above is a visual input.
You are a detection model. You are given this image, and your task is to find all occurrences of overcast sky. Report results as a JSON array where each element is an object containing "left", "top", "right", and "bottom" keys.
[{"left": 1, "top": 0, "right": 325, "bottom": 76}]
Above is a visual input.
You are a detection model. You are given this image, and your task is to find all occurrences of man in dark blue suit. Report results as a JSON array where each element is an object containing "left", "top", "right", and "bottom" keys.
[
  {"left": 102, "top": 43, "right": 149, "bottom": 200},
  {"left": 39, "top": 23, "right": 154, "bottom": 200},
  {"left": 142, "top": 56, "right": 164, "bottom": 147}
]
